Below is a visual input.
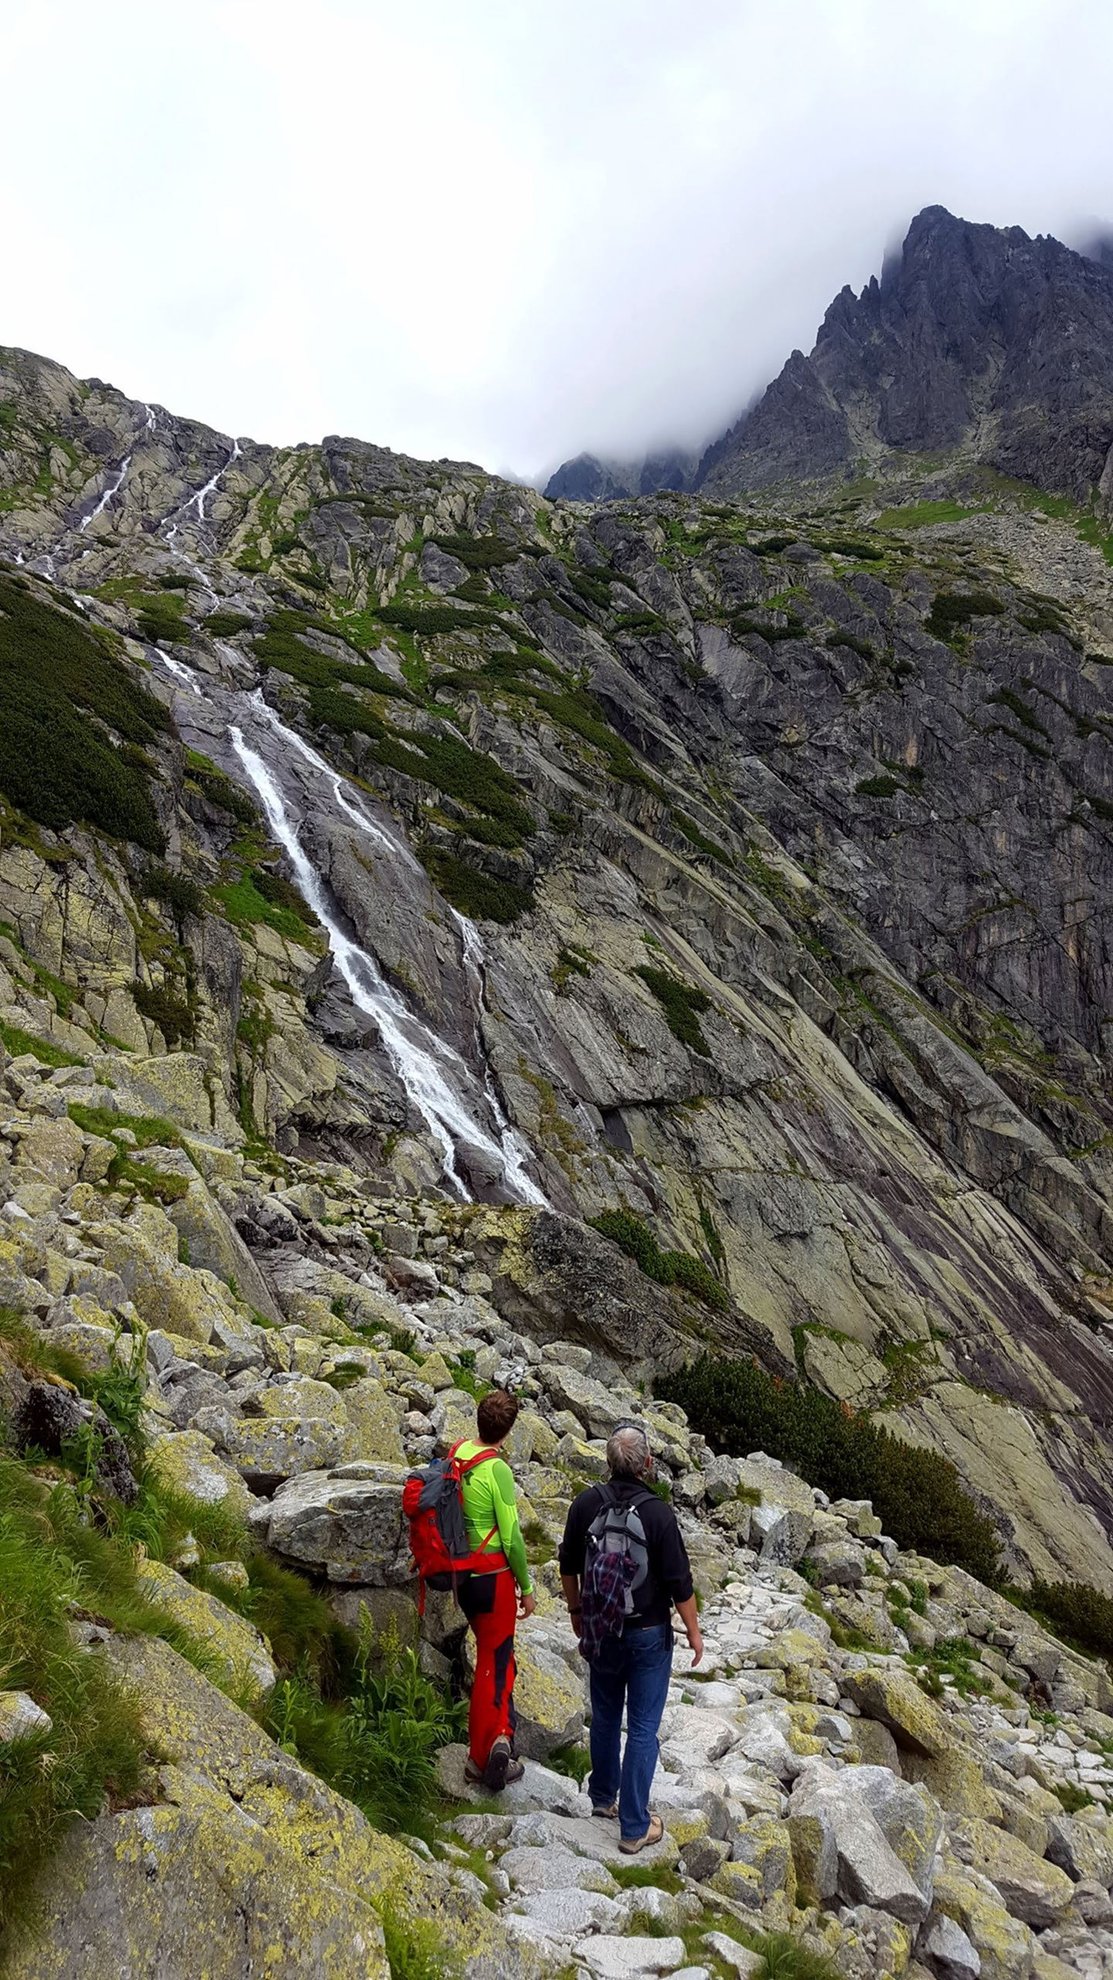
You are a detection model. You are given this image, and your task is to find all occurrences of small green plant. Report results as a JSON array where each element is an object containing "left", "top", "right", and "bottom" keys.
[
  {"left": 590, "top": 1208, "right": 729, "bottom": 1312},
  {"left": 906, "top": 1635, "right": 992, "bottom": 1699},
  {"left": 377, "top": 1904, "right": 462, "bottom": 1980},
  {"left": 1053, "top": 1781, "right": 1094, "bottom": 1814},
  {"left": 632, "top": 963, "right": 712, "bottom": 1054},
  {"left": 547, "top": 1741, "right": 591, "bottom": 1784},
  {"left": 266, "top": 1618, "right": 464, "bottom": 1838}
]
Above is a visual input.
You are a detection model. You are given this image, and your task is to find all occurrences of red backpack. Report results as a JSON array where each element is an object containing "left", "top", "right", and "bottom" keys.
[{"left": 402, "top": 1441, "right": 499, "bottom": 1610}]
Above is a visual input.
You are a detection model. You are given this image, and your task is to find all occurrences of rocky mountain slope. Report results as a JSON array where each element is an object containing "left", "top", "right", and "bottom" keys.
[
  {"left": 2, "top": 339, "right": 1113, "bottom": 1583},
  {"left": 2, "top": 332, "right": 1113, "bottom": 1977},
  {"left": 544, "top": 448, "right": 699, "bottom": 503},
  {"left": 547, "top": 208, "right": 1113, "bottom": 510}
]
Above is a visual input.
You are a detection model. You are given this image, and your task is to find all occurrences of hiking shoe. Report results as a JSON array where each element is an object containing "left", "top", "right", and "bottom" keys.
[
  {"left": 618, "top": 1814, "right": 665, "bottom": 1854},
  {"left": 591, "top": 1800, "right": 618, "bottom": 1819},
  {"left": 463, "top": 1757, "right": 485, "bottom": 1786},
  {"left": 484, "top": 1736, "right": 515, "bottom": 1791}
]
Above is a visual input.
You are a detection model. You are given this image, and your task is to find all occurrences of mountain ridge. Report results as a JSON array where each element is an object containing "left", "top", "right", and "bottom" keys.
[{"left": 545, "top": 206, "right": 1113, "bottom": 511}]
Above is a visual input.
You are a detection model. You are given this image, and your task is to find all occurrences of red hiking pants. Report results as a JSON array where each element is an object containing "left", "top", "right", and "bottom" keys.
[{"left": 459, "top": 1567, "right": 518, "bottom": 1769}]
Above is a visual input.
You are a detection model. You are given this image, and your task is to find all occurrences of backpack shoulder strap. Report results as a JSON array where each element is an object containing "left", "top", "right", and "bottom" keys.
[{"left": 458, "top": 1445, "right": 499, "bottom": 1474}]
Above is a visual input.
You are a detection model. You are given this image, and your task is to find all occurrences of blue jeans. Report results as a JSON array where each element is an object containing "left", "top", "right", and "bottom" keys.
[{"left": 587, "top": 1622, "right": 672, "bottom": 1841}]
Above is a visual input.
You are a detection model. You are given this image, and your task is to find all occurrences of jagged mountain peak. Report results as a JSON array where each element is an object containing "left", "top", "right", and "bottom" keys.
[{"left": 700, "top": 206, "right": 1113, "bottom": 501}]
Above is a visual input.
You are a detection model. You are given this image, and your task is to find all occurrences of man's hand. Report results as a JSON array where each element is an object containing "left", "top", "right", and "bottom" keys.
[
  {"left": 568, "top": 1609, "right": 583, "bottom": 1638},
  {"left": 519, "top": 1591, "right": 537, "bottom": 1618},
  {"left": 686, "top": 1624, "right": 704, "bottom": 1668}
]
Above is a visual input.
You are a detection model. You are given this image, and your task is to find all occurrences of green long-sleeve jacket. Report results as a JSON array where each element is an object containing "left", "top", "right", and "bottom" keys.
[{"left": 456, "top": 1440, "right": 533, "bottom": 1595}]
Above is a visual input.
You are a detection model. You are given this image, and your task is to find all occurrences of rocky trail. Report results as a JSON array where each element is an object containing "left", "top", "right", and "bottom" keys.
[{"left": 2, "top": 1044, "right": 1113, "bottom": 1977}]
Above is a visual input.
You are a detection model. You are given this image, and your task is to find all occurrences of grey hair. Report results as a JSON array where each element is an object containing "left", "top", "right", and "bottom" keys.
[{"left": 607, "top": 1423, "right": 651, "bottom": 1480}]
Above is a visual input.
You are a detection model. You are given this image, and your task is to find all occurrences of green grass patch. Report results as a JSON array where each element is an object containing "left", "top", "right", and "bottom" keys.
[
  {"left": 0, "top": 1021, "right": 83, "bottom": 1067},
  {"left": 0, "top": 1462, "right": 146, "bottom": 1937},
  {"left": 875, "top": 499, "right": 984, "bottom": 530},
  {"left": 67, "top": 1103, "right": 184, "bottom": 1150},
  {"left": 211, "top": 868, "right": 321, "bottom": 946}
]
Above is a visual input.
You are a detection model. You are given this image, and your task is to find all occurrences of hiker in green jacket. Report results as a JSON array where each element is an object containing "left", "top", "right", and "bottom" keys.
[{"left": 455, "top": 1389, "right": 536, "bottom": 1790}]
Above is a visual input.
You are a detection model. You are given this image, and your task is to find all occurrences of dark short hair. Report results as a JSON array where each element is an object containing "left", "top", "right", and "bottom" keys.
[{"left": 477, "top": 1389, "right": 520, "bottom": 1442}]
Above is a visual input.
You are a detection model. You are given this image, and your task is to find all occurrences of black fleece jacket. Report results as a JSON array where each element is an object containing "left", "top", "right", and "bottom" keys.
[{"left": 559, "top": 1476, "right": 694, "bottom": 1627}]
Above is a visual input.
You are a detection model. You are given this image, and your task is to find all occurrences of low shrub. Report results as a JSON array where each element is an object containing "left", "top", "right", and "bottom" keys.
[
  {"left": 658, "top": 1353, "right": 1003, "bottom": 1582},
  {"left": 423, "top": 852, "right": 535, "bottom": 924},
  {"left": 432, "top": 532, "right": 517, "bottom": 571},
  {"left": 184, "top": 749, "right": 258, "bottom": 826},
  {"left": 632, "top": 963, "right": 712, "bottom": 1054},
  {"left": 132, "top": 979, "right": 195, "bottom": 1047},
  {"left": 590, "top": 1208, "right": 728, "bottom": 1312},
  {"left": 1020, "top": 1578, "right": 1113, "bottom": 1665},
  {"left": 0, "top": 569, "right": 167, "bottom": 850},
  {"left": 203, "top": 610, "right": 254, "bottom": 636},
  {"left": 926, "top": 591, "right": 1004, "bottom": 643},
  {"left": 855, "top": 776, "right": 903, "bottom": 798},
  {"left": 138, "top": 862, "right": 206, "bottom": 921},
  {"left": 373, "top": 730, "right": 533, "bottom": 842}
]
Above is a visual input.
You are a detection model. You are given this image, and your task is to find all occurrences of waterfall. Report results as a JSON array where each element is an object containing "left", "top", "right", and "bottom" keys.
[
  {"left": 157, "top": 650, "right": 204, "bottom": 697},
  {"left": 161, "top": 438, "right": 241, "bottom": 550},
  {"left": 190, "top": 439, "right": 242, "bottom": 521},
  {"left": 79, "top": 454, "right": 132, "bottom": 532},
  {"left": 251, "top": 694, "right": 414, "bottom": 865},
  {"left": 453, "top": 911, "right": 549, "bottom": 1206},
  {"left": 227, "top": 722, "right": 548, "bottom": 1205}
]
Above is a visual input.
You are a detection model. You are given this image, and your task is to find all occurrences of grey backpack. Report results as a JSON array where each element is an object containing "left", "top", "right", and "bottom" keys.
[{"left": 580, "top": 1485, "right": 654, "bottom": 1657}]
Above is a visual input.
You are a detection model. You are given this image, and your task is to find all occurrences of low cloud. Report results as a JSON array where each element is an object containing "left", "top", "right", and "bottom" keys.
[{"left": 2, "top": 0, "right": 1111, "bottom": 481}]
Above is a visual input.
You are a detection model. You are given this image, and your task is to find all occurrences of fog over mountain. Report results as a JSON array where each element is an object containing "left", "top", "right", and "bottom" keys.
[{"left": 3, "top": 1, "right": 1113, "bottom": 479}]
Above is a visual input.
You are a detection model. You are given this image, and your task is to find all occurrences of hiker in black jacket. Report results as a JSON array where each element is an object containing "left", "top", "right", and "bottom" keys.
[{"left": 559, "top": 1422, "right": 703, "bottom": 1852}]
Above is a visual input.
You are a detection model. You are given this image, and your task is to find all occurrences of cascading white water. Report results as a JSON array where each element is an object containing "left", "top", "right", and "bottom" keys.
[
  {"left": 251, "top": 694, "right": 413, "bottom": 865},
  {"left": 452, "top": 911, "right": 549, "bottom": 1205},
  {"left": 79, "top": 453, "right": 132, "bottom": 532},
  {"left": 151, "top": 650, "right": 547, "bottom": 1203},
  {"left": 157, "top": 650, "right": 204, "bottom": 697},
  {"left": 160, "top": 437, "right": 241, "bottom": 553},
  {"left": 190, "top": 439, "right": 242, "bottom": 521},
  {"left": 227, "top": 723, "right": 547, "bottom": 1204}
]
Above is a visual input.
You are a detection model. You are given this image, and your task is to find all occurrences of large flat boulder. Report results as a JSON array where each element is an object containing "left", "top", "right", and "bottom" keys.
[{"left": 259, "top": 1464, "right": 412, "bottom": 1584}]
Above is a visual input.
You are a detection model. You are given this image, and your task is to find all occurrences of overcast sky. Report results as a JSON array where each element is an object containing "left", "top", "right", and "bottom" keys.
[{"left": 3, "top": 1, "right": 1112, "bottom": 482}]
